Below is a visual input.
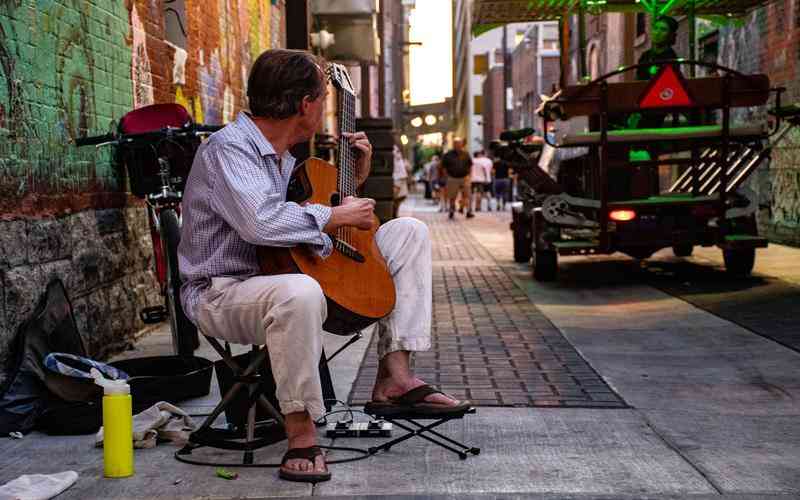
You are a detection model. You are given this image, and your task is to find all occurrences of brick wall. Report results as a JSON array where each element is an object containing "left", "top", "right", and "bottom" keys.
[
  {"left": 0, "top": 0, "right": 286, "bottom": 383},
  {"left": 482, "top": 65, "right": 505, "bottom": 146},
  {"left": 511, "top": 33, "right": 536, "bottom": 130},
  {"left": 719, "top": 4, "right": 800, "bottom": 245}
]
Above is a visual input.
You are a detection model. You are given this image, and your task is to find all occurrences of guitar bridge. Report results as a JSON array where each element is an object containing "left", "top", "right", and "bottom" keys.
[{"left": 333, "top": 238, "right": 366, "bottom": 263}]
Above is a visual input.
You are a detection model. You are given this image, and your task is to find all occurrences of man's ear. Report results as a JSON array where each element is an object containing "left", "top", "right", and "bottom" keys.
[{"left": 299, "top": 95, "right": 312, "bottom": 116}]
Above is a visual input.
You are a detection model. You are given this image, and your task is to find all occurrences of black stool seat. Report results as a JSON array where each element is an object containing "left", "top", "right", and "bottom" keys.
[{"left": 363, "top": 405, "right": 480, "bottom": 460}]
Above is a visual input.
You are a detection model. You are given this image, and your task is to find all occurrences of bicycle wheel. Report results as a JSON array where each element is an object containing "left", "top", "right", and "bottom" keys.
[{"left": 160, "top": 208, "right": 199, "bottom": 356}]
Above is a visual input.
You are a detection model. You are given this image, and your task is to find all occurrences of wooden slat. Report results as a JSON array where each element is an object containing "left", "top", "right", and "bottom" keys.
[
  {"left": 472, "top": 0, "right": 769, "bottom": 26},
  {"left": 555, "top": 75, "right": 770, "bottom": 117}
]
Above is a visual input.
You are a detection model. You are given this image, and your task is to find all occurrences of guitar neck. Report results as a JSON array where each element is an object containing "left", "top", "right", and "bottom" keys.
[{"left": 337, "top": 90, "right": 357, "bottom": 198}]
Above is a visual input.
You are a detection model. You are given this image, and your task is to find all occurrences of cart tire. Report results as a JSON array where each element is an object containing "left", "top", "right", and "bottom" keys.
[
  {"left": 160, "top": 208, "right": 199, "bottom": 356},
  {"left": 512, "top": 215, "right": 533, "bottom": 263},
  {"left": 672, "top": 244, "right": 694, "bottom": 257},
  {"left": 533, "top": 250, "right": 557, "bottom": 281},
  {"left": 723, "top": 247, "right": 755, "bottom": 276}
]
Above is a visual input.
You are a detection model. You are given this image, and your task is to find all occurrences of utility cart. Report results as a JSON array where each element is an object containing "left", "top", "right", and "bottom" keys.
[{"left": 531, "top": 60, "right": 799, "bottom": 280}]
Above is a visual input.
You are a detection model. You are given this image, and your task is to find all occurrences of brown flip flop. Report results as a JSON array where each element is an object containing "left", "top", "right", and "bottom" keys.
[
  {"left": 278, "top": 445, "right": 331, "bottom": 483},
  {"left": 365, "top": 384, "right": 472, "bottom": 417}
]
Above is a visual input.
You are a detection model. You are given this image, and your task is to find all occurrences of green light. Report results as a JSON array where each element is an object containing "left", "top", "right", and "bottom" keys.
[{"left": 649, "top": 65, "right": 659, "bottom": 76}]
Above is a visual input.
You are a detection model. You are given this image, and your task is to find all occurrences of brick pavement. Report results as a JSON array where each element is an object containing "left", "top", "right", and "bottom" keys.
[{"left": 348, "top": 210, "right": 626, "bottom": 408}]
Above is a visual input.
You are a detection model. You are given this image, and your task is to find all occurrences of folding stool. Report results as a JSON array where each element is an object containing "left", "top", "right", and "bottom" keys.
[{"left": 175, "top": 334, "right": 344, "bottom": 466}]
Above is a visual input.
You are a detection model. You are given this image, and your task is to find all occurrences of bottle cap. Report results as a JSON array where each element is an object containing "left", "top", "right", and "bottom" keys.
[{"left": 90, "top": 368, "right": 130, "bottom": 395}]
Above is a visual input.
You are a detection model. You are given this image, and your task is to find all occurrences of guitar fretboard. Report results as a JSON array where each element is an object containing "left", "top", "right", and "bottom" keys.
[{"left": 337, "top": 90, "right": 357, "bottom": 198}]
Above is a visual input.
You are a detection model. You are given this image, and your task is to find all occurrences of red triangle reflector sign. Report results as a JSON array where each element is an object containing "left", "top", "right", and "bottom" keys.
[{"left": 638, "top": 65, "right": 694, "bottom": 109}]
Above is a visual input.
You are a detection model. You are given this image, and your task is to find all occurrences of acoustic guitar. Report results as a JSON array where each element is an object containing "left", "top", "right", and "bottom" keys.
[{"left": 257, "top": 63, "right": 396, "bottom": 335}]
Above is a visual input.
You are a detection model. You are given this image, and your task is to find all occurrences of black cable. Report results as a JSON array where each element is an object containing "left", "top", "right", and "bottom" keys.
[{"left": 174, "top": 443, "right": 372, "bottom": 467}]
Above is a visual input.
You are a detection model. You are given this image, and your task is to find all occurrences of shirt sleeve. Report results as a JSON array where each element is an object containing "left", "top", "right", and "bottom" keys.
[{"left": 205, "top": 142, "right": 333, "bottom": 258}]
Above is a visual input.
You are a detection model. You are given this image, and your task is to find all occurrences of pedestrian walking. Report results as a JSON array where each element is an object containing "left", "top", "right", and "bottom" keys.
[
  {"left": 441, "top": 138, "right": 473, "bottom": 219},
  {"left": 493, "top": 156, "right": 512, "bottom": 211},
  {"left": 424, "top": 154, "right": 440, "bottom": 202},
  {"left": 470, "top": 150, "right": 493, "bottom": 212},
  {"left": 392, "top": 145, "right": 409, "bottom": 218}
]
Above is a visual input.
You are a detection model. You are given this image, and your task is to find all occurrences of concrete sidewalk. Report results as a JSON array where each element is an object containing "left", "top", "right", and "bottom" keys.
[{"left": 1, "top": 194, "right": 799, "bottom": 499}]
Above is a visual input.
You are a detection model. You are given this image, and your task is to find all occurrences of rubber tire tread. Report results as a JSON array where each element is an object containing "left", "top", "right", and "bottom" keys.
[
  {"left": 533, "top": 249, "right": 557, "bottom": 281},
  {"left": 723, "top": 247, "right": 755, "bottom": 276},
  {"left": 160, "top": 208, "right": 199, "bottom": 356},
  {"left": 512, "top": 213, "right": 533, "bottom": 263}
]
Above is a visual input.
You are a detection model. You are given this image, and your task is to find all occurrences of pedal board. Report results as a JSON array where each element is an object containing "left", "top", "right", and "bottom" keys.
[{"left": 325, "top": 420, "right": 392, "bottom": 438}]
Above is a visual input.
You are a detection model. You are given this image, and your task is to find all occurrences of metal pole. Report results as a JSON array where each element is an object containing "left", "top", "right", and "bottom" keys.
[
  {"left": 558, "top": 16, "right": 568, "bottom": 88},
  {"left": 688, "top": 0, "right": 696, "bottom": 77},
  {"left": 578, "top": 6, "right": 587, "bottom": 80},
  {"left": 503, "top": 24, "right": 511, "bottom": 129}
]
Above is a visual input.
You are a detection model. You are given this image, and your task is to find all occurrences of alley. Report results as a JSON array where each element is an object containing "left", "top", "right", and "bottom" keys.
[{"left": 4, "top": 194, "right": 799, "bottom": 499}]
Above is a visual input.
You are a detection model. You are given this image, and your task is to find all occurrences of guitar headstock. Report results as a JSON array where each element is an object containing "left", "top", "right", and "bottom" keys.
[{"left": 327, "top": 63, "right": 355, "bottom": 97}]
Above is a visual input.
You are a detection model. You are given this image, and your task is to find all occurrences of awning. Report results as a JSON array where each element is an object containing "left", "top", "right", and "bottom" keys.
[{"left": 472, "top": 0, "right": 768, "bottom": 29}]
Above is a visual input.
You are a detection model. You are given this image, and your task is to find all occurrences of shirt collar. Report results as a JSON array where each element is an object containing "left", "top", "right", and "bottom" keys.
[{"left": 235, "top": 112, "right": 296, "bottom": 167}]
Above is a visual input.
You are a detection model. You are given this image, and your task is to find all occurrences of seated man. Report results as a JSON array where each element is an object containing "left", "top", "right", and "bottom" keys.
[{"left": 178, "top": 49, "right": 468, "bottom": 483}]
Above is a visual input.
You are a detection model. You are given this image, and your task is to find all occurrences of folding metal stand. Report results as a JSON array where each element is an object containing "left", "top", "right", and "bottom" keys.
[
  {"left": 176, "top": 338, "right": 286, "bottom": 466},
  {"left": 363, "top": 406, "right": 480, "bottom": 460}
]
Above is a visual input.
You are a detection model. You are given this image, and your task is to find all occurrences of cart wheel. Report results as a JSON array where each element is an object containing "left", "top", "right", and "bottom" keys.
[
  {"left": 512, "top": 215, "right": 533, "bottom": 263},
  {"left": 672, "top": 243, "right": 694, "bottom": 257},
  {"left": 160, "top": 208, "right": 200, "bottom": 356},
  {"left": 533, "top": 250, "right": 557, "bottom": 281},
  {"left": 723, "top": 247, "right": 755, "bottom": 276}
]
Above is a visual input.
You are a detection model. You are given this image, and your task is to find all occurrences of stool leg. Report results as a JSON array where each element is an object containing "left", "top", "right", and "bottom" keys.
[{"left": 243, "top": 394, "right": 257, "bottom": 465}]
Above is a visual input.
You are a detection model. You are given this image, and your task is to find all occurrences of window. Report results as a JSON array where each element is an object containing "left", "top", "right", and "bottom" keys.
[
  {"left": 542, "top": 39, "right": 559, "bottom": 50},
  {"left": 473, "top": 95, "right": 483, "bottom": 115},
  {"left": 164, "top": 0, "right": 188, "bottom": 49},
  {"left": 473, "top": 54, "right": 488, "bottom": 75},
  {"left": 636, "top": 13, "right": 647, "bottom": 38}
]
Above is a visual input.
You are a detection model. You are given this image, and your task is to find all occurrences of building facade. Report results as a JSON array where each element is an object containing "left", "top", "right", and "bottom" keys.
[{"left": 0, "top": 0, "right": 287, "bottom": 379}]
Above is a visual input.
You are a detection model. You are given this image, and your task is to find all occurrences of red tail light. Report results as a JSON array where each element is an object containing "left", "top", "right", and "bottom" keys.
[{"left": 609, "top": 209, "right": 636, "bottom": 222}]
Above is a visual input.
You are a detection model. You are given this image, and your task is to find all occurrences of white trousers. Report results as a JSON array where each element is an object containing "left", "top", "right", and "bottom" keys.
[{"left": 194, "top": 217, "right": 432, "bottom": 420}]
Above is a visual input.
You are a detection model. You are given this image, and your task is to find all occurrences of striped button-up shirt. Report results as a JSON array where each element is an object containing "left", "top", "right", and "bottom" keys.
[{"left": 178, "top": 112, "right": 333, "bottom": 323}]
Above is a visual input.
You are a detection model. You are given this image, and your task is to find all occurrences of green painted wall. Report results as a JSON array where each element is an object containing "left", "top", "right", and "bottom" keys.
[{"left": 0, "top": 0, "right": 132, "bottom": 214}]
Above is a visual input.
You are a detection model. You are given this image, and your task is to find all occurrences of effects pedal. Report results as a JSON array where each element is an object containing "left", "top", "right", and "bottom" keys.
[{"left": 325, "top": 420, "right": 392, "bottom": 438}]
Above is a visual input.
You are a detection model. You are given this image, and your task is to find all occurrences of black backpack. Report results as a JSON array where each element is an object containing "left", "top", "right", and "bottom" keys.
[{"left": 442, "top": 150, "right": 471, "bottom": 178}]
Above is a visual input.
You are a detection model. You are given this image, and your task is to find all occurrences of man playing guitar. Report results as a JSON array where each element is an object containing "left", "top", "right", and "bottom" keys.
[{"left": 178, "top": 49, "right": 468, "bottom": 483}]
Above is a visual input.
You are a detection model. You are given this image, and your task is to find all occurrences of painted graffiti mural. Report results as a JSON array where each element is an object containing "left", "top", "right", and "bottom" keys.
[
  {"left": 719, "top": 6, "right": 800, "bottom": 239},
  {"left": 0, "top": 0, "right": 131, "bottom": 213},
  {"left": 130, "top": 3, "right": 154, "bottom": 108},
  {"left": 0, "top": 0, "right": 284, "bottom": 216}
]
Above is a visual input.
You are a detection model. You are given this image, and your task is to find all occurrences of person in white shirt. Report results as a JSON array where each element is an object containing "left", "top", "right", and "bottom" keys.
[
  {"left": 470, "top": 150, "right": 494, "bottom": 212},
  {"left": 392, "top": 145, "right": 409, "bottom": 218}
]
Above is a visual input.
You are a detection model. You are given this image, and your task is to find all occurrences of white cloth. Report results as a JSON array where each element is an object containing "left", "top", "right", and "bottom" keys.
[
  {"left": 95, "top": 401, "right": 196, "bottom": 449},
  {"left": 0, "top": 471, "right": 78, "bottom": 500},
  {"left": 194, "top": 217, "right": 433, "bottom": 421},
  {"left": 470, "top": 156, "right": 493, "bottom": 184}
]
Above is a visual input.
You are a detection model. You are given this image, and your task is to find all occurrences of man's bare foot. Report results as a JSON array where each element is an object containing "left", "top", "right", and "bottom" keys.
[
  {"left": 371, "top": 351, "right": 462, "bottom": 407},
  {"left": 281, "top": 411, "right": 327, "bottom": 477}
]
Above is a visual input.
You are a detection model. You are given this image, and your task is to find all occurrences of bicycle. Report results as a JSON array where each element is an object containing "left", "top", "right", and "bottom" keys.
[{"left": 74, "top": 103, "right": 222, "bottom": 356}]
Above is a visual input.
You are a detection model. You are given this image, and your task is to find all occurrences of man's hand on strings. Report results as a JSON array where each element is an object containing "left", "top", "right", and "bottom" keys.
[
  {"left": 343, "top": 131, "right": 372, "bottom": 186},
  {"left": 326, "top": 196, "right": 376, "bottom": 231}
]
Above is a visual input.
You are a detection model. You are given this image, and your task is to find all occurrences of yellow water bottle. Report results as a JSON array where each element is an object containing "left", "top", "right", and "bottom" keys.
[{"left": 92, "top": 369, "right": 134, "bottom": 478}]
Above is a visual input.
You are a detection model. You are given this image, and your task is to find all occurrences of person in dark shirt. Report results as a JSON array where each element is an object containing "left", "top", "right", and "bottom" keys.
[
  {"left": 492, "top": 159, "right": 512, "bottom": 211},
  {"left": 635, "top": 16, "right": 679, "bottom": 81},
  {"left": 441, "top": 138, "right": 473, "bottom": 219},
  {"left": 629, "top": 15, "right": 680, "bottom": 130}
]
